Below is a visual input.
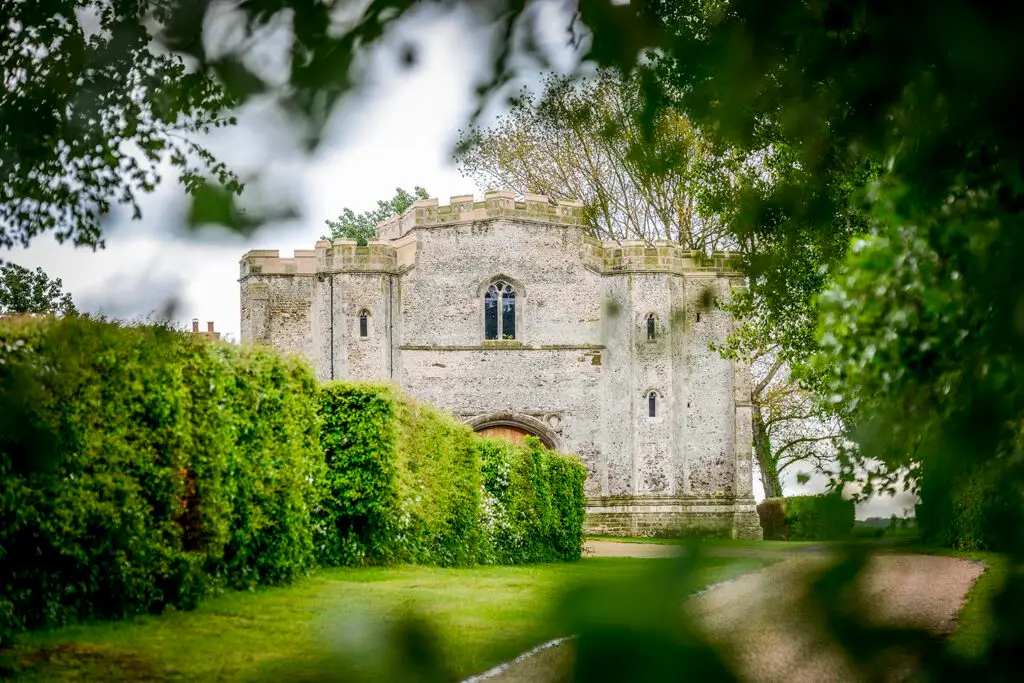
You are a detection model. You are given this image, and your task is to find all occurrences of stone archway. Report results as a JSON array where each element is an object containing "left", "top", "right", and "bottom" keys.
[
  {"left": 476, "top": 424, "right": 534, "bottom": 445},
  {"left": 464, "top": 411, "right": 561, "bottom": 451}
]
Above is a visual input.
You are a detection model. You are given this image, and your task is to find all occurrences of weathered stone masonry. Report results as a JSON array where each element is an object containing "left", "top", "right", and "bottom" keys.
[{"left": 239, "top": 190, "right": 762, "bottom": 538}]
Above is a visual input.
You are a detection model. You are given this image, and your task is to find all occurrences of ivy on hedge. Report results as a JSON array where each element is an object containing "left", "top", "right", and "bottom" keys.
[
  {"left": 1, "top": 318, "right": 587, "bottom": 645},
  {"left": 479, "top": 437, "right": 586, "bottom": 563},
  {"left": 316, "top": 382, "right": 586, "bottom": 567}
]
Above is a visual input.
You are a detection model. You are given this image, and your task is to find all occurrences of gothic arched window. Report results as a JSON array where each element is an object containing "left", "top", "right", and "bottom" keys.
[
  {"left": 648, "top": 391, "right": 657, "bottom": 418},
  {"left": 359, "top": 309, "right": 369, "bottom": 337},
  {"left": 646, "top": 313, "right": 657, "bottom": 340},
  {"left": 484, "top": 280, "right": 517, "bottom": 340}
]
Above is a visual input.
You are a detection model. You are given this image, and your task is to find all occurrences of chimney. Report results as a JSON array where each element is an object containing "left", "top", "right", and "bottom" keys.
[
  {"left": 192, "top": 318, "right": 199, "bottom": 333},
  {"left": 207, "top": 321, "right": 215, "bottom": 333}
]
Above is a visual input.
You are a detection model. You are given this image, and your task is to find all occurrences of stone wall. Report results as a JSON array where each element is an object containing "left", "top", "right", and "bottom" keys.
[
  {"left": 584, "top": 496, "right": 761, "bottom": 538},
  {"left": 627, "top": 272, "right": 677, "bottom": 497},
  {"left": 238, "top": 249, "right": 317, "bottom": 364},
  {"left": 684, "top": 275, "right": 740, "bottom": 496},
  {"left": 396, "top": 220, "right": 602, "bottom": 347},
  {"left": 239, "top": 190, "right": 761, "bottom": 539},
  {"left": 598, "top": 274, "right": 634, "bottom": 499}
]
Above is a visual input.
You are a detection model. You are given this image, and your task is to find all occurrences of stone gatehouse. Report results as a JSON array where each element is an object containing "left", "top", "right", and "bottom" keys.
[{"left": 239, "top": 191, "right": 761, "bottom": 538}]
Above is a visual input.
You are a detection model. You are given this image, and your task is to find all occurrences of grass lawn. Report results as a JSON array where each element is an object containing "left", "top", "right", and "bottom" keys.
[
  {"left": 943, "top": 550, "right": 1012, "bottom": 660},
  {"left": 1, "top": 555, "right": 773, "bottom": 683}
]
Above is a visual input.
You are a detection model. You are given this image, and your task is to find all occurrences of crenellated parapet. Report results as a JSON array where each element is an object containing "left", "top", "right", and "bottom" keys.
[
  {"left": 597, "top": 240, "right": 742, "bottom": 276},
  {"left": 240, "top": 191, "right": 743, "bottom": 282},
  {"left": 239, "top": 249, "right": 317, "bottom": 279},
  {"left": 582, "top": 237, "right": 742, "bottom": 277},
  {"left": 366, "top": 190, "right": 742, "bottom": 276},
  {"left": 314, "top": 239, "right": 398, "bottom": 273},
  {"left": 376, "top": 190, "right": 586, "bottom": 240}
]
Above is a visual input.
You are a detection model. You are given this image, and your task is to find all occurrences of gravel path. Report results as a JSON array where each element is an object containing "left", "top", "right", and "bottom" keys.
[
  {"left": 582, "top": 539, "right": 817, "bottom": 559},
  {"left": 687, "top": 552, "right": 983, "bottom": 683},
  {"left": 583, "top": 539, "right": 683, "bottom": 558},
  {"left": 467, "top": 543, "right": 985, "bottom": 683}
]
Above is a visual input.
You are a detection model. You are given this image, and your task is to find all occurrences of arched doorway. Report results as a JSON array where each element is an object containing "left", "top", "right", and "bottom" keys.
[
  {"left": 464, "top": 411, "right": 561, "bottom": 451},
  {"left": 477, "top": 424, "right": 533, "bottom": 446}
]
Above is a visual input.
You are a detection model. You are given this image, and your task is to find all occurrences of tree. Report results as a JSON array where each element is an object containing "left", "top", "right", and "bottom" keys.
[
  {"left": 712, "top": 230, "right": 865, "bottom": 498},
  {"left": 323, "top": 186, "right": 429, "bottom": 246},
  {"left": 0, "top": 262, "right": 77, "bottom": 317},
  {"left": 750, "top": 362, "right": 847, "bottom": 498},
  {"left": 455, "top": 69, "right": 732, "bottom": 251},
  {"left": 623, "top": 0, "right": 1024, "bottom": 558},
  {"left": 814, "top": 215, "right": 1024, "bottom": 549},
  {"left": 705, "top": 137, "right": 876, "bottom": 497},
  {"left": 1, "top": 0, "right": 241, "bottom": 251}
]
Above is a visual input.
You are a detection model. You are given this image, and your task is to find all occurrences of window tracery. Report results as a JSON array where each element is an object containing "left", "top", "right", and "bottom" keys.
[{"left": 484, "top": 280, "right": 517, "bottom": 340}]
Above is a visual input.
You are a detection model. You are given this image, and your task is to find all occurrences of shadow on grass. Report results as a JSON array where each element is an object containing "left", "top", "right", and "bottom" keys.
[{"left": 0, "top": 643, "right": 167, "bottom": 682}]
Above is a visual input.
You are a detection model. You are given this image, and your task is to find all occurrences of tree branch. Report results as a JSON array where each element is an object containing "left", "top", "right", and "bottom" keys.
[
  {"left": 774, "top": 435, "right": 839, "bottom": 464},
  {"left": 754, "top": 355, "right": 786, "bottom": 397}
]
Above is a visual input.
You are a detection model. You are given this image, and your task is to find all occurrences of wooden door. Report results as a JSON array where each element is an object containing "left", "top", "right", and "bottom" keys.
[{"left": 476, "top": 425, "right": 533, "bottom": 446}]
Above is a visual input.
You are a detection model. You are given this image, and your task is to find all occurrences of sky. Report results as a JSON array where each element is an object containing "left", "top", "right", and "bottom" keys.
[
  {"left": 9, "top": 5, "right": 505, "bottom": 341},
  {"left": 6, "top": 4, "right": 914, "bottom": 518}
]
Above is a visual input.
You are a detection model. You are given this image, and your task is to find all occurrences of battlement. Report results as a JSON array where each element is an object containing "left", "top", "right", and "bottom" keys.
[
  {"left": 376, "top": 190, "right": 586, "bottom": 240},
  {"left": 586, "top": 240, "right": 743, "bottom": 275},
  {"left": 314, "top": 239, "right": 398, "bottom": 273},
  {"left": 239, "top": 249, "right": 317, "bottom": 279},
  {"left": 241, "top": 191, "right": 742, "bottom": 280}
]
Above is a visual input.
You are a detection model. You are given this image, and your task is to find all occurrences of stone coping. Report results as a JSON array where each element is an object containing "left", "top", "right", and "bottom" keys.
[
  {"left": 376, "top": 190, "right": 587, "bottom": 239},
  {"left": 587, "top": 495, "right": 758, "bottom": 503},
  {"left": 399, "top": 344, "right": 605, "bottom": 351}
]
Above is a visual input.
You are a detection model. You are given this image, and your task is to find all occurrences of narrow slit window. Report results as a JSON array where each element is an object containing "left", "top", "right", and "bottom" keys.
[
  {"left": 484, "top": 280, "right": 516, "bottom": 340},
  {"left": 359, "top": 310, "right": 369, "bottom": 337},
  {"left": 646, "top": 313, "right": 656, "bottom": 340},
  {"left": 648, "top": 392, "right": 657, "bottom": 418}
]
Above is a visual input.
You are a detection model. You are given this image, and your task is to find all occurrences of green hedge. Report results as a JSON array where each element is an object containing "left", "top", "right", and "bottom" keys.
[
  {"left": 757, "top": 494, "right": 854, "bottom": 541},
  {"left": 317, "top": 382, "right": 586, "bottom": 567},
  {"left": 1, "top": 320, "right": 588, "bottom": 646},
  {"left": 917, "top": 457, "right": 1024, "bottom": 553},
  {"left": 316, "top": 383, "right": 483, "bottom": 566},
  {"left": 478, "top": 436, "right": 587, "bottom": 563},
  {"left": 0, "top": 316, "right": 323, "bottom": 644}
]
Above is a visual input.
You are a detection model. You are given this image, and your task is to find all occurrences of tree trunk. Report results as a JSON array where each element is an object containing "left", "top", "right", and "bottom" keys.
[{"left": 752, "top": 400, "right": 782, "bottom": 498}]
